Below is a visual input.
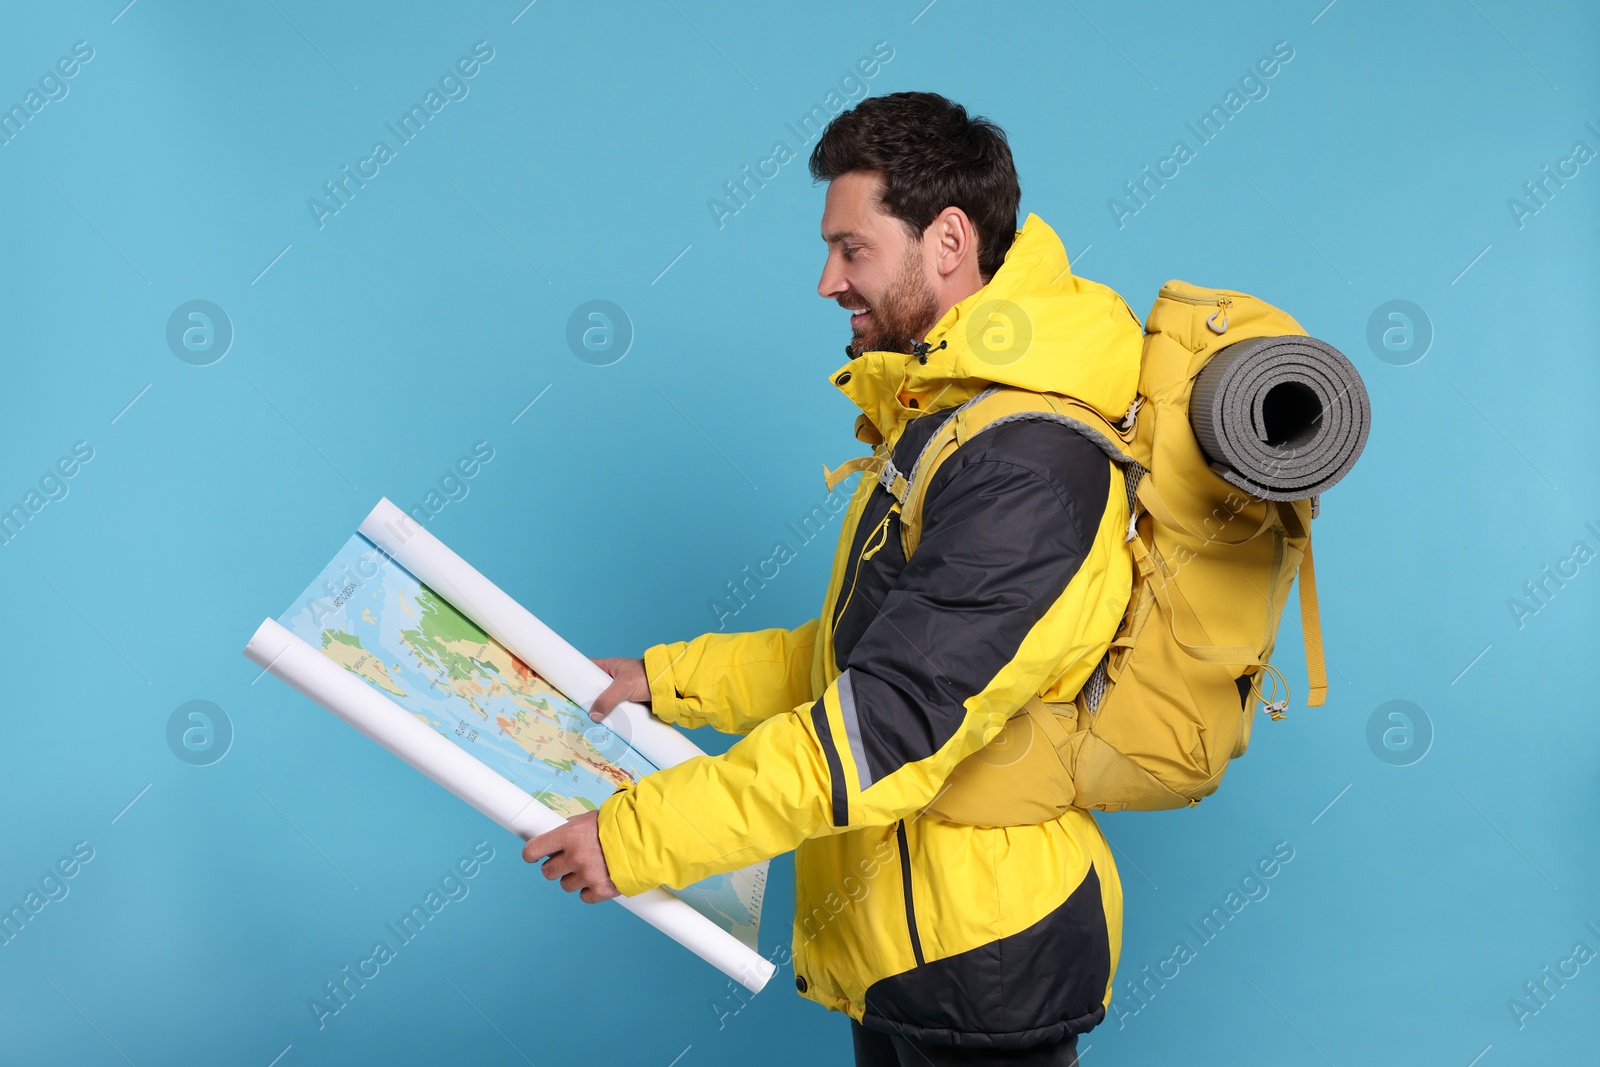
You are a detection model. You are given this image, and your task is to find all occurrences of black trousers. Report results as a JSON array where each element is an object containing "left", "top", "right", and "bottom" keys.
[{"left": 851, "top": 1021, "right": 1080, "bottom": 1066}]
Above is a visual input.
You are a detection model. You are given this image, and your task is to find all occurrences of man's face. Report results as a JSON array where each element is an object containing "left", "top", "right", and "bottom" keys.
[{"left": 817, "top": 171, "right": 942, "bottom": 360}]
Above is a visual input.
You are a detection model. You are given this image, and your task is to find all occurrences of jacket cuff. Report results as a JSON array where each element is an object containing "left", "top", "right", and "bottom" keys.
[
  {"left": 642, "top": 641, "right": 691, "bottom": 726},
  {"left": 597, "top": 787, "right": 654, "bottom": 898}
]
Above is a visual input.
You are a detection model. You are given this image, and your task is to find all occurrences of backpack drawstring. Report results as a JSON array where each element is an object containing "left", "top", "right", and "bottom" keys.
[{"left": 1249, "top": 661, "right": 1292, "bottom": 720}]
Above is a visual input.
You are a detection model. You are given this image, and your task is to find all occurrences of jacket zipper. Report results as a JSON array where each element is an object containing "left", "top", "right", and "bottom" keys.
[
  {"left": 831, "top": 503, "right": 897, "bottom": 633},
  {"left": 895, "top": 819, "right": 925, "bottom": 966},
  {"left": 1158, "top": 285, "right": 1235, "bottom": 334},
  {"left": 1158, "top": 284, "right": 1245, "bottom": 304}
]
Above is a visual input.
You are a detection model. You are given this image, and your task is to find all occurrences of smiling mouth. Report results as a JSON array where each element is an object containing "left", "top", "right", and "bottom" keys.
[{"left": 848, "top": 308, "right": 872, "bottom": 331}]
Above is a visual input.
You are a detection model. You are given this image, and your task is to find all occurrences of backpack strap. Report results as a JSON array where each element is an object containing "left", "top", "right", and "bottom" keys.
[
  {"left": 1127, "top": 492, "right": 1328, "bottom": 713},
  {"left": 1277, "top": 501, "right": 1328, "bottom": 708},
  {"left": 1122, "top": 525, "right": 1305, "bottom": 721},
  {"left": 892, "top": 386, "right": 1138, "bottom": 559},
  {"left": 1134, "top": 475, "right": 1277, "bottom": 546},
  {"left": 1298, "top": 532, "right": 1328, "bottom": 707},
  {"left": 822, "top": 447, "right": 887, "bottom": 492},
  {"left": 1126, "top": 534, "right": 1264, "bottom": 668}
]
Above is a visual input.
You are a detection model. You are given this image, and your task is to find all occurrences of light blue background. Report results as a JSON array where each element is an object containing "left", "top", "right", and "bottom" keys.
[{"left": 2, "top": 1, "right": 1596, "bottom": 1064}]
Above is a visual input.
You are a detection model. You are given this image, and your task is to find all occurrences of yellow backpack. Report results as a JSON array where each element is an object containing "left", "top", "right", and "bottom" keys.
[{"left": 902, "top": 281, "right": 1357, "bottom": 822}]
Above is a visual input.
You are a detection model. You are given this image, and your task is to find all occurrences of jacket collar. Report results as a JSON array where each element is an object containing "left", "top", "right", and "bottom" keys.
[{"left": 828, "top": 213, "right": 1145, "bottom": 450}]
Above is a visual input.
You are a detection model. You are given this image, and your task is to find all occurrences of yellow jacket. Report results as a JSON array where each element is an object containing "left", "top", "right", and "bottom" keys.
[{"left": 599, "top": 214, "right": 1144, "bottom": 1049}]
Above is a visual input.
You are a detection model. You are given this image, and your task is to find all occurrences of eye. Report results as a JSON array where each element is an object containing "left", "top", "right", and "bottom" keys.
[{"left": 842, "top": 245, "right": 858, "bottom": 261}]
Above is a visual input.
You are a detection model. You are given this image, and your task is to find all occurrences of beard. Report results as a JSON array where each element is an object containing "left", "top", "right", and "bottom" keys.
[{"left": 841, "top": 244, "right": 942, "bottom": 359}]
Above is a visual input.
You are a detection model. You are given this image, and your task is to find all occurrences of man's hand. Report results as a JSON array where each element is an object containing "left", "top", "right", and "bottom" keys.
[
  {"left": 589, "top": 657, "right": 649, "bottom": 722},
  {"left": 522, "top": 810, "right": 619, "bottom": 904}
]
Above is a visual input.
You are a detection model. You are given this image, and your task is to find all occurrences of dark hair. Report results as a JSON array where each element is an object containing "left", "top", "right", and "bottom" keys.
[{"left": 808, "top": 91, "right": 1020, "bottom": 281}]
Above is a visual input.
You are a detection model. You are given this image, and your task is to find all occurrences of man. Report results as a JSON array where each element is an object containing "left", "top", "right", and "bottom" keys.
[{"left": 524, "top": 92, "right": 1145, "bottom": 1065}]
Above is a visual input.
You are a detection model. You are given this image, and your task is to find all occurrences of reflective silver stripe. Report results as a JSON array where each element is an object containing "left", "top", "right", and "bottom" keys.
[{"left": 837, "top": 668, "right": 874, "bottom": 791}]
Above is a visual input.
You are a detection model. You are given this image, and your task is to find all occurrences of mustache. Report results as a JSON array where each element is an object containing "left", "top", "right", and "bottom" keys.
[{"left": 837, "top": 298, "right": 871, "bottom": 312}]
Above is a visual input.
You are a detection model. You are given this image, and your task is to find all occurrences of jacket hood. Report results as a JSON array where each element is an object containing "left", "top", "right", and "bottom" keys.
[{"left": 829, "top": 213, "right": 1145, "bottom": 447}]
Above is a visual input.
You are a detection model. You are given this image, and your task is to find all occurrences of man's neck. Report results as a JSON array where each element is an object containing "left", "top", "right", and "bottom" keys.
[{"left": 931, "top": 273, "right": 988, "bottom": 328}]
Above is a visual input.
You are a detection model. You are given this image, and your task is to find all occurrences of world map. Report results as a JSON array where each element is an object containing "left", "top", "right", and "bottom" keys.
[{"left": 279, "top": 533, "right": 764, "bottom": 949}]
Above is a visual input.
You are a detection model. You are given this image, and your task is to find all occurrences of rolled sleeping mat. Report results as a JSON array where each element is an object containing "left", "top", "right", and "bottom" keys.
[{"left": 1188, "top": 335, "right": 1371, "bottom": 501}]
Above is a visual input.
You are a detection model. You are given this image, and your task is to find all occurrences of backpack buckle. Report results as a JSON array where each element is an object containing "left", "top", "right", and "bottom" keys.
[{"left": 878, "top": 458, "right": 909, "bottom": 503}]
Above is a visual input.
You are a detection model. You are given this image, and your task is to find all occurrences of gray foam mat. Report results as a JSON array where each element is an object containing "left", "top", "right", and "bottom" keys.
[{"left": 1188, "top": 335, "right": 1371, "bottom": 501}]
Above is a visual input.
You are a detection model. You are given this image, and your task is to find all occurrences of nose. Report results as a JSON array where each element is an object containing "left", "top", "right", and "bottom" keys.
[{"left": 817, "top": 253, "right": 847, "bottom": 301}]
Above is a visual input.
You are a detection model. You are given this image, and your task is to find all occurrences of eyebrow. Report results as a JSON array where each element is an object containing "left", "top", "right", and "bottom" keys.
[{"left": 823, "top": 230, "right": 865, "bottom": 244}]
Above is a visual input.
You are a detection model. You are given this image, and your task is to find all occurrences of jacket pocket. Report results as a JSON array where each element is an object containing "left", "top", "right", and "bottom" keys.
[
  {"left": 895, "top": 819, "right": 925, "bottom": 965},
  {"left": 833, "top": 502, "right": 898, "bottom": 634}
]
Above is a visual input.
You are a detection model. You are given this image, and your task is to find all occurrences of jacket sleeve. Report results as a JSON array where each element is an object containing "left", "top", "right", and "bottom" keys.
[
  {"left": 599, "top": 436, "right": 1130, "bottom": 896},
  {"left": 641, "top": 619, "right": 819, "bottom": 735}
]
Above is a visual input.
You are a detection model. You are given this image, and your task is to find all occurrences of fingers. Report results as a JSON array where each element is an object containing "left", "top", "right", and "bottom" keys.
[
  {"left": 589, "top": 675, "right": 629, "bottom": 721},
  {"left": 522, "top": 825, "right": 568, "bottom": 864},
  {"left": 553, "top": 856, "right": 614, "bottom": 895},
  {"left": 590, "top": 658, "right": 629, "bottom": 719},
  {"left": 590, "top": 658, "right": 647, "bottom": 721},
  {"left": 525, "top": 810, "right": 616, "bottom": 904}
]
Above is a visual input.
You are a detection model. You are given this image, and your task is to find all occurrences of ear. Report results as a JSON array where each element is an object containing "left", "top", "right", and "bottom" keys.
[{"left": 928, "top": 207, "right": 978, "bottom": 281}]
